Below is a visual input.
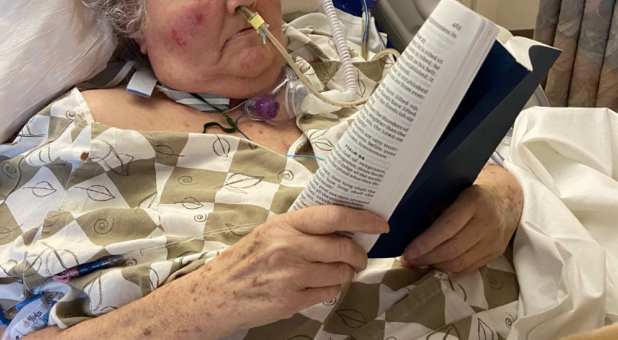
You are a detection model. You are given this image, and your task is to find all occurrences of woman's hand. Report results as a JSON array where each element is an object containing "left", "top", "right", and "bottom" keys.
[
  {"left": 198, "top": 205, "right": 389, "bottom": 335},
  {"left": 401, "top": 164, "right": 523, "bottom": 274}
]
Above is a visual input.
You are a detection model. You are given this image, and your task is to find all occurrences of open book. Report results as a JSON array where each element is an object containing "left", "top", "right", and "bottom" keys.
[{"left": 291, "top": 0, "right": 560, "bottom": 257}]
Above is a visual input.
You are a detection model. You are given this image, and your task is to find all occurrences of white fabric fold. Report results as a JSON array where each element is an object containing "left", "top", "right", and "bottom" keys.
[{"left": 506, "top": 107, "right": 618, "bottom": 339}]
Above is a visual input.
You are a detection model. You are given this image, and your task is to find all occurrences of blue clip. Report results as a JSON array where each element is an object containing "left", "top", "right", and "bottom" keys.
[
  {"left": 0, "top": 308, "right": 9, "bottom": 328},
  {"left": 259, "top": 24, "right": 270, "bottom": 45},
  {"left": 15, "top": 294, "right": 44, "bottom": 312}
]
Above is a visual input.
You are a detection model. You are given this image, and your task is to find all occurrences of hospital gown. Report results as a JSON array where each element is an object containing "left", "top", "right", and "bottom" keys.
[{"left": 0, "top": 22, "right": 519, "bottom": 340}]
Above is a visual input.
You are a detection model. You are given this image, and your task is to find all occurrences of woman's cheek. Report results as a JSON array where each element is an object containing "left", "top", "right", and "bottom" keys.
[{"left": 168, "top": 6, "right": 209, "bottom": 48}]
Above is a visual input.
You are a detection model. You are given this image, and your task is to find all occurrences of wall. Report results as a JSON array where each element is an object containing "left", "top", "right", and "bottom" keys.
[{"left": 461, "top": 0, "right": 541, "bottom": 31}]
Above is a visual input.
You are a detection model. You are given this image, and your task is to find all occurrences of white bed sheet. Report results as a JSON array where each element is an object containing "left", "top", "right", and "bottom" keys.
[{"left": 506, "top": 106, "right": 618, "bottom": 339}]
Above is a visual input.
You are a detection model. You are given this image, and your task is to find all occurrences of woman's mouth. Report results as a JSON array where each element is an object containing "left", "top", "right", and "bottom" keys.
[{"left": 228, "top": 27, "right": 255, "bottom": 42}]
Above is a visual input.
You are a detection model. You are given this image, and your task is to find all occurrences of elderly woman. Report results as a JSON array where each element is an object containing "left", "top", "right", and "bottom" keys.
[{"left": 0, "top": 0, "right": 523, "bottom": 339}]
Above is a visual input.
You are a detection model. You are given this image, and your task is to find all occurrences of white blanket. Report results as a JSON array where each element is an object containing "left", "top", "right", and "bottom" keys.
[{"left": 506, "top": 107, "right": 618, "bottom": 339}]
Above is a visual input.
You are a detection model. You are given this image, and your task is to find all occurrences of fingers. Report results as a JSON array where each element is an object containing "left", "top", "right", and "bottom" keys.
[
  {"left": 459, "top": 253, "right": 496, "bottom": 275},
  {"left": 433, "top": 247, "right": 497, "bottom": 274},
  {"left": 301, "top": 234, "right": 368, "bottom": 272},
  {"left": 404, "top": 216, "right": 485, "bottom": 266},
  {"left": 403, "top": 191, "right": 477, "bottom": 261},
  {"left": 284, "top": 206, "right": 389, "bottom": 236},
  {"left": 300, "top": 262, "right": 355, "bottom": 288}
]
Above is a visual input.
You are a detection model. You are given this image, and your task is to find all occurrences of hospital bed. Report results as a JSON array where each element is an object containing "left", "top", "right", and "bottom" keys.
[{"left": 1, "top": 1, "right": 616, "bottom": 339}]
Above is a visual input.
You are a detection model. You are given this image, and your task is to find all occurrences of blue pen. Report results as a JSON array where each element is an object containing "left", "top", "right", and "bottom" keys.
[
  {"left": 53, "top": 256, "right": 126, "bottom": 283},
  {"left": 46, "top": 224, "right": 260, "bottom": 284}
]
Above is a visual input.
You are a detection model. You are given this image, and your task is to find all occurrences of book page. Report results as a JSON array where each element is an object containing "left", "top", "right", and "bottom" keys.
[{"left": 291, "top": 0, "right": 498, "bottom": 251}]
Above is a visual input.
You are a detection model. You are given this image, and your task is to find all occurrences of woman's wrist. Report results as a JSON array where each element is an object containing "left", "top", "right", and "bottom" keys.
[
  {"left": 476, "top": 164, "right": 524, "bottom": 237},
  {"left": 117, "top": 263, "right": 246, "bottom": 340},
  {"left": 123, "top": 265, "right": 224, "bottom": 340}
]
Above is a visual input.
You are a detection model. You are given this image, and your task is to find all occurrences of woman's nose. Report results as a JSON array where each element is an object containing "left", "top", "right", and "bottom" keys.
[{"left": 226, "top": 0, "right": 257, "bottom": 15}]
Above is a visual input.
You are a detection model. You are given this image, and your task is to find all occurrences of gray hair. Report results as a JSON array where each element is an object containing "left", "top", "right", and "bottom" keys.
[{"left": 82, "top": 0, "right": 150, "bottom": 65}]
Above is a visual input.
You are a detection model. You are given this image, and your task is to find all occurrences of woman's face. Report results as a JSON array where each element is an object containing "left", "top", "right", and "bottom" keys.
[{"left": 139, "top": 0, "right": 285, "bottom": 99}]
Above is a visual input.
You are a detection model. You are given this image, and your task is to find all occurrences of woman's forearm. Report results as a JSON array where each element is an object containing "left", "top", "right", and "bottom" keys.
[{"left": 22, "top": 266, "right": 236, "bottom": 340}]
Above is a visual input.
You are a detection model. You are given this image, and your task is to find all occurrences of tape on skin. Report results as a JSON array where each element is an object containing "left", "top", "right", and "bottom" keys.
[{"left": 126, "top": 68, "right": 158, "bottom": 98}]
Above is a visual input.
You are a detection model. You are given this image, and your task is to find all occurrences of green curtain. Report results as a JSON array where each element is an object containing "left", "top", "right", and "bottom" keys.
[{"left": 535, "top": 0, "right": 618, "bottom": 111}]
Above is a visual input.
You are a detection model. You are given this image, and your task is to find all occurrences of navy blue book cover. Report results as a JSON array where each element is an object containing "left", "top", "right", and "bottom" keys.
[{"left": 368, "top": 41, "right": 561, "bottom": 258}]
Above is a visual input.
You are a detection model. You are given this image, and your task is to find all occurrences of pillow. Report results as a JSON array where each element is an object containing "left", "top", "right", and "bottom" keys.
[{"left": 0, "top": 1, "right": 116, "bottom": 143}]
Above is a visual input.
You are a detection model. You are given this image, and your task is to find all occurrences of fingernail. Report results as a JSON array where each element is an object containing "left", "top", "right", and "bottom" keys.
[
  {"left": 379, "top": 220, "right": 390, "bottom": 234},
  {"left": 405, "top": 256, "right": 420, "bottom": 266},
  {"left": 403, "top": 245, "right": 420, "bottom": 261},
  {"left": 400, "top": 257, "right": 411, "bottom": 267}
]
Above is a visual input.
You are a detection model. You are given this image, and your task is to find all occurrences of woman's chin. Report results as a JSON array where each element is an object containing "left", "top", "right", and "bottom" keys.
[
  {"left": 226, "top": 68, "right": 282, "bottom": 99},
  {"left": 212, "top": 50, "right": 283, "bottom": 97},
  {"left": 229, "top": 45, "right": 278, "bottom": 77},
  {"left": 158, "top": 42, "right": 284, "bottom": 98}
]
